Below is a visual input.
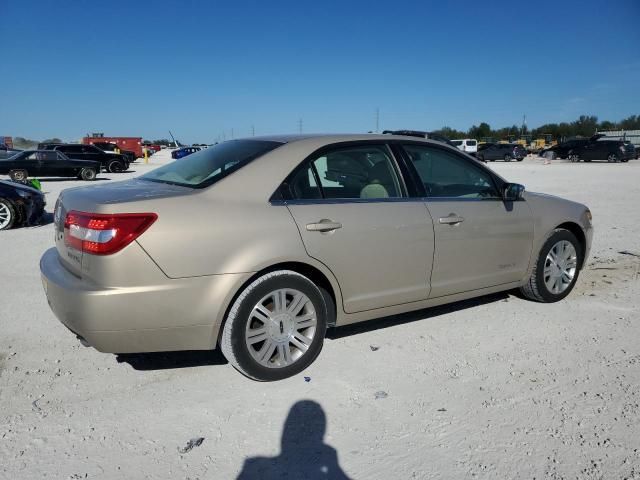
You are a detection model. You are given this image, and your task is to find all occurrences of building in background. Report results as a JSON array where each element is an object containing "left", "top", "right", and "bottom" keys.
[{"left": 83, "top": 133, "right": 143, "bottom": 157}]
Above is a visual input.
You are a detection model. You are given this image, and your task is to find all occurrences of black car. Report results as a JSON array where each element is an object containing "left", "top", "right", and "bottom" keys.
[
  {"left": 0, "top": 150, "right": 101, "bottom": 181},
  {"left": 477, "top": 143, "right": 527, "bottom": 162},
  {"left": 568, "top": 139, "right": 632, "bottom": 163},
  {"left": 540, "top": 138, "right": 590, "bottom": 160},
  {"left": 382, "top": 130, "right": 457, "bottom": 147},
  {"left": 39, "top": 143, "right": 129, "bottom": 173},
  {"left": 0, "top": 179, "right": 46, "bottom": 230},
  {"left": 89, "top": 141, "right": 137, "bottom": 164}
]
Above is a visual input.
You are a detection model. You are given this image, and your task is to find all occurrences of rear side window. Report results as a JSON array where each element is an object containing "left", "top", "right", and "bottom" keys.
[
  {"left": 451, "top": 140, "right": 463, "bottom": 146},
  {"left": 467, "top": 140, "right": 477, "bottom": 146},
  {"left": 403, "top": 144, "right": 500, "bottom": 199},
  {"left": 286, "top": 145, "right": 403, "bottom": 200},
  {"left": 141, "top": 139, "right": 282, "bottom": 188}
]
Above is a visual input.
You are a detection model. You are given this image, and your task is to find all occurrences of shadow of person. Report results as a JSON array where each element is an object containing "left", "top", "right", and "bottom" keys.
[{"left": 237, "top": 400, "right": 350, "bottom": 480}]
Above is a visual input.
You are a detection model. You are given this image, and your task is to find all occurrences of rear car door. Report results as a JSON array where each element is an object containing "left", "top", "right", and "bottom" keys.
[
  {"left": 400, "top": 143, "right": 533, "bottom": 298},
  {"left": 282, "top": 142, "right": 435, "bottom": 313}
]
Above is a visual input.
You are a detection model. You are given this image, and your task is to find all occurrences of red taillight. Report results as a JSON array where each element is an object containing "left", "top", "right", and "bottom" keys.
[{"left": 64, "top": 211, "right": 157, "bottom": 255}]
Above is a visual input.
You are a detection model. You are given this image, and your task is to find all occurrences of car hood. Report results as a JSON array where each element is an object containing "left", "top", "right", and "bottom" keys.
[{"left": 0, "top": 179, "right": 43, "bottom": 196}]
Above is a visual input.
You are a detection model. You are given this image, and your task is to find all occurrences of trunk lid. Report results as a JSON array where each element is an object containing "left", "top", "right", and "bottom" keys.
[{"left": 54, "top": 179, "right": 193, "bottom": 277}]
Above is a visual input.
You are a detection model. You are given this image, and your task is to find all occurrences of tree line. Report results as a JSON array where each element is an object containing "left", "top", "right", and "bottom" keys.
[{"left": 434, "top": 114, "right": 640, "bottom": 142}]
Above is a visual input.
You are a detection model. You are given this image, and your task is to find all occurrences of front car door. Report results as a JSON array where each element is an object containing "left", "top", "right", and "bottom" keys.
[
  {"left": 400, "top": 143, "right": 534, "bottom": 298},
  {"left": 281, "top": 142, "right": 435, "bottom": 313}
]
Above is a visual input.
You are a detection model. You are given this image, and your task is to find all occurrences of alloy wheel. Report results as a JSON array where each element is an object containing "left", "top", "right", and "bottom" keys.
[
  {"left": 543, "top": 240, "right": 578, "bottom": 294},
  {"left": 0, "top": 202, "right": 12, "bottom": 229},
  {"left": 245, "top": 288, "right": 317, "bottom": 368}
]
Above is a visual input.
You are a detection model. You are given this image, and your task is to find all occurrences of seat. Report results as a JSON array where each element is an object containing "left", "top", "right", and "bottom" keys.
[{"left": 360, "top": 161, "right": 397, "bottom": 199}]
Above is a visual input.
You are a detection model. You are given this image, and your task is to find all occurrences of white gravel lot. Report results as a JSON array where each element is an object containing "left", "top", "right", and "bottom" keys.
[{"left": 1, "top": 155, "right": 639, "bottom": 479}]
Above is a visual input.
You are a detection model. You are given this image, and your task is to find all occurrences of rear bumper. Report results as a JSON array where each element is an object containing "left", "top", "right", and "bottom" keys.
[{"left": 40, "top": 247, "right": 252, "bottom": 353}]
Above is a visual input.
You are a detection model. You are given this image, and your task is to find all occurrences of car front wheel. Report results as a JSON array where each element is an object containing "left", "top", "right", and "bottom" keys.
[
  {"left": 503, "top": 154, "right": 512, "bottom": 162},
  {"left": 107, "top": 160, "right": 125, "bottom": 173},
  {"left": 0, "top": 198, "right": 17, "bottom": 230},
  {"left": 520, "top": 228, "right": 582, "bottom": 303},
  {"left": 9, "top": 169, "right": 28, "bottom": 182},
  {"left": 607, "top": 154, "right": 619, "bottom": 163},
  {"left": 220, "top": 270, "right": 327, "bottom": 381},
  {"left": 79, "top": 167, "right": 97, "bottom": 181}
]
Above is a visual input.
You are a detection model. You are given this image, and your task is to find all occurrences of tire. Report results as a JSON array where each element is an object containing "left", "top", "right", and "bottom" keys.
[
  {"left": 0, "top": 198, "right": 17, "bottom": 230},
  {"left": 520, "top": 228, "right": 583, "bottom": 303},
  {"left": 79, "top": 167, "right": 97, "bottom": 181},
  {"left": 478, "top": 155, "right": 485, "bottom": 162},
  {"left": 503, "top": 154, "right": 512, "bottom": 162},
  {"left": 9, "top": 170, "right": 28, "bottom": 181},
  {"left": 607, "top": 154, "right": 618, "bottom": 163},
  {"left": 107, "top": 160, "right": 124, "bottom": 173},
  {"left": 568, "top": 152, "right": 580, "bottom": 163},
  {"left": 220, "top": 270, "right": 328, "bottom": 381},
  {"left": 517, "top": 157, "right": 524, "bottom": 162}
]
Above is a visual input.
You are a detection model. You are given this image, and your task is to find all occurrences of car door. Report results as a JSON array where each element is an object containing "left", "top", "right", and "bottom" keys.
[
  {"left": 400, "top": 143, "right": 534, "bottom": 298},
  {"left": 283, "top": 142, "right": 435, "bottom": 313}
]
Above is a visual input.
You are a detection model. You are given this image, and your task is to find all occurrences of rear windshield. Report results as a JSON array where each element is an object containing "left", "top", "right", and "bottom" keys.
[
  {"left": 451, "top": 140, "right": 463, "bottom": 146},
  {"left": 140, "top": 139, "right": 282, "bottom": 188}
]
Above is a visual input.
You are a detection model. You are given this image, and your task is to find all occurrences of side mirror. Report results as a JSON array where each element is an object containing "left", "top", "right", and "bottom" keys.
[{"left": 503, "top": 183, "right": 525, "bottom": 201}]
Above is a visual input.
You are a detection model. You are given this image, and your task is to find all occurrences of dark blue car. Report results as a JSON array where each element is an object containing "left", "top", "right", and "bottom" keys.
[{"left": 171, "top": 147, "right": 201, "bottom": 159}]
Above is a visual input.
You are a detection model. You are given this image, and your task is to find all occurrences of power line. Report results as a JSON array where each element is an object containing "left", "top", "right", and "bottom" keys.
[{"left": 297, "top": 118, "right": 303, "bottom": 133}]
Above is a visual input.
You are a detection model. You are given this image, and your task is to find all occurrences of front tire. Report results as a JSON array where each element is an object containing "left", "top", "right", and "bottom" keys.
[
  {"left": 79, "top": 167, "right": 97, "bottom": 181},
  {"left": 504, "top": 154, "right": 512, "bottom": 162},
  {"left": 0, "top": 198, "right": 17, "bottom": 230},
  {"left": 520, "top": 229, "right": 582, "bottom": 303},
  {"left": 107, "top": 160, "right": 125, "bottom": 173},
  {"left": 220, "top": 270, "right": 328, "bottom": 381},
  {"left": 607, "top": 154, "right": 618, "bottom": 163}
]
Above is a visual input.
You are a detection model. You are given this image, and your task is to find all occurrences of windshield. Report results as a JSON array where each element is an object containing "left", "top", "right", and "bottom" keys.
[{"left": 140, "top": 139, "right": 283, "bottom": 188}]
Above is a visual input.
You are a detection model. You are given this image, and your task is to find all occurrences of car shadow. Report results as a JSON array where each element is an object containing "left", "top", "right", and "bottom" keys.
[
  {"left": 33, "top": 212, "right": 54, "bottom": 227},
  {"left": 116, "top": 349, "right": 228, "bottom": 371},
  {"left": 237, "top": 400, "right": 351, "bottom": 480},
  {"left": 327, "top": 291, "right": 509, "bottom": 340}
]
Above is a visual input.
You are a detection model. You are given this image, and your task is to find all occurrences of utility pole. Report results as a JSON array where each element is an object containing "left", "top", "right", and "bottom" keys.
[
  {"left": 521, "top": 114, "right": 526, "bottom": 136},
  {"left": 375, "top": 107, "right": 379, "bottom": 133},
  {"left": 231, "top": 128, "right": 234, "bottom": 139},
  {"left": 297, "top": 118, "right": 303, "bottom": 134},
  {"left": 251, "top": 125, "right": 255, "bottom": 137}
]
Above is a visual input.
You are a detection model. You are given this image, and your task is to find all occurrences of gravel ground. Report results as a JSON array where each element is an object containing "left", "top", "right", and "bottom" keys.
[{"left": 1, "top": 156, "right": 639, "bottom": 479}]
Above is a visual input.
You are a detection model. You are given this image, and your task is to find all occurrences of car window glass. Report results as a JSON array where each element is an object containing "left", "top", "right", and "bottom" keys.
[
  {"left": 311, "top": 145, "right": 402, "bottom": 199},
  {"left": 403, "top": 144, "right": 500, "bottom": 199},
  {"left": 286, "top": 163, "right": 322, "bottom": 200}
]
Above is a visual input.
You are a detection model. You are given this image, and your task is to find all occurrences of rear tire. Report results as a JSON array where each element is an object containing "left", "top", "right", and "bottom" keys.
[
  {"left": 220, "top": 270, "right": 328, "bottom": 381},
  {"left": 503, "top": 154, "right": 512, "bottom": 162},
  {"left": 520, "top": 229, "right": 582, "bottom": 303},
  {"left": 607, "top": 154, "right": 618, "bottom": 163},
  {"left": 0, "top": 198, "right": 17, "bottom": 230},
  {"left": 9, "top": 170, "right": 28, "bottom": 182},
  {"left": 79, "top": 167, "right": 97, "bottom": 181}
]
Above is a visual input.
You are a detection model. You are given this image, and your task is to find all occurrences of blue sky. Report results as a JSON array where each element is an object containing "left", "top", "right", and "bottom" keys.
[{"left": 1, "top": 0, "right": 639, "bottom": 143}]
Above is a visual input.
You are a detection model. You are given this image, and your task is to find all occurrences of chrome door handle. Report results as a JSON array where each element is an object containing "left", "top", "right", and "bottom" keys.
[
  {"left": 306, "top": 219, "right": 342, "bottom": 232},
  {"left": 439, "top": 214, "right": 464, "bottom": 225}
]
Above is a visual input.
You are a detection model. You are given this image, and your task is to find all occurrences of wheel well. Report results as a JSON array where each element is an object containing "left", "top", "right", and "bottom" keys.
[
  {"left": 215, "top": 261, "right": 339, "bottom": 347},
  {"left": 556, "top": 222, "right": 587, "bottom": 268}
]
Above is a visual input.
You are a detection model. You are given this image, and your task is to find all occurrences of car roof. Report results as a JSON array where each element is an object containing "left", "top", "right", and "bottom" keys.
[{"left": 249, "top": 133, "right": 453, "bottom": 145}]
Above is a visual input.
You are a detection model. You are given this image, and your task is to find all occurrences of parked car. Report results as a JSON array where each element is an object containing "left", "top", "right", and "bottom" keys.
[
  {"left": 382, "top": 130, "right": 459, "bottom": 146},
  {"left": 540, "top": 138, "right": 589, "bottom": 160},
  {"left": 89, "top": 141, "right": 137, "bottom": 164},
  {"left": 0, "top": 143, "right": 22, "bottom": 160},
  {"left": 477, "top": 143, "right": 526, "bottom": 162},
  {"left": 39, "top": 144, "right": 129, "bottom": 173},
  {"left": 567, "top": 139, "right": 632, "bottom": 163},
  {"left": 450, "top": 138, "right": 478, "bottom": 155},
  {"left": 40, "top": 134, "right": 592, "bottom": 381},
  {"left": 0, "top": 150, "right": 101, "bottom": 181},
  {"left": 0, "top": 179, "right": 46, "bottom": 230},
  {"left": 623, "top": 141, "right": 638, "bottom": 160},
  {"left": 171, "top": 146, "right": 202, "bottom": 159}
]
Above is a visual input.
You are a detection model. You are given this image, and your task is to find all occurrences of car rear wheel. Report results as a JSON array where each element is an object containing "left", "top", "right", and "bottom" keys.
[
  {"left": 0, "top": 199, "right": 17, "bottom": 230},
  {"left": 607, "top": 154, "right": 618, "bottom": 163},
  {"left": 568, "top": 152, "right": 580, "bottom": 162},
  {"left": 503, "top": 154, "right": 512, "bottom": 162},
  {"left": 107, "top": 160, "right": 125, "bottom": 173},
  {"left": 220, "top": 270, "right": 327, "bottom": 381},
  {"left": 79, "top": 167, "right": 97, "bottom": 181},
  {"left": 9, "top": 169, "right": 28, "bottom": 182},
  {"left": 520, "top": 228, "right": 582, "bottom": 303}
]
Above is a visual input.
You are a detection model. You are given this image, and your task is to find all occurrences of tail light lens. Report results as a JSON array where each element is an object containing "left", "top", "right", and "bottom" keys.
[{"left": 64, "top": 211, "right": 157, "bottom": 255}]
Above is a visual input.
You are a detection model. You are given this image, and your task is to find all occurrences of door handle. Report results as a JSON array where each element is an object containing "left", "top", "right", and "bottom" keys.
[
  {"left": 306, "top": 219, "right": 342, "bottom": 232},
  {"left": 439, "top": 214, "right": 464, "bottom": 225}
]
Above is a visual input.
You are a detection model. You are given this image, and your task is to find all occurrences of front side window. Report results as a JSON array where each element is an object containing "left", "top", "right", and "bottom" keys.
[
  {"left": 141, "top": 139, "right": 282, "bottom": 188},
  {"left": 403, "top": 144, "right": 500, "bottom": 199},
  {"left": 287, "top": 145, "right": 403, "bottom": 200}
]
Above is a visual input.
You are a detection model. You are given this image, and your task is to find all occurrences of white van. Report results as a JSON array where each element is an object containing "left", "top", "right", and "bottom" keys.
[{"left": 450, "top": 138, "right": 478, "bottom": 154}]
